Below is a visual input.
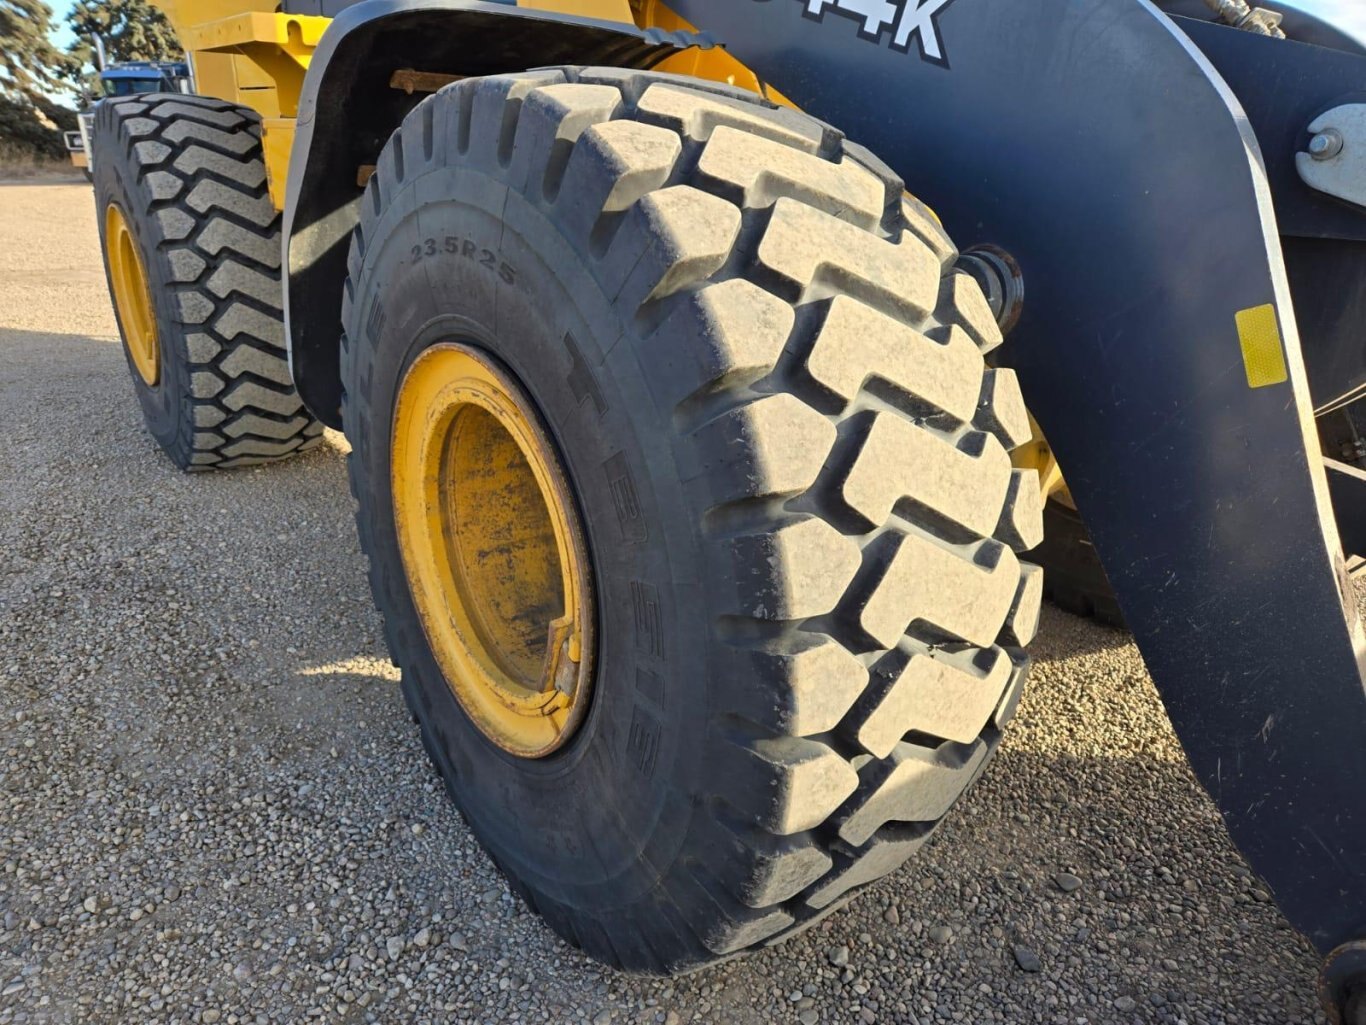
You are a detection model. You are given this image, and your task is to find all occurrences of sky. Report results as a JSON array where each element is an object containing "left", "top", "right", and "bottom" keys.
[
  {"left": 1287, "top": 0, "right": 1366, "bottom": 40},
  {"left": 51, "top": 0, "right": 76, "bottom": 49}
]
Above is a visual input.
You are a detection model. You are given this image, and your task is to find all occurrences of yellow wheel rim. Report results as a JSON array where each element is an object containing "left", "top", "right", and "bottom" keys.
[
  {"left": 391, "top": 343, "right": 595, "bottom": 758},
  {"left": 104, "top": 203, "right": 159, "bottom": 387}
]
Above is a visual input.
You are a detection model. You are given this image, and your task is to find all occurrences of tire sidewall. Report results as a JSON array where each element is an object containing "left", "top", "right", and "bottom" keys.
[{"left": 348, "top": 166, "right": 713, "bottom": 914}]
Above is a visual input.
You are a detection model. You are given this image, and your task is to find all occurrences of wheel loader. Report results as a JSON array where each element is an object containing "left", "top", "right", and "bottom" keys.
[
  {"left": 86, "top": 0, "right": 1366, "bottom": 1015},
  {"left": 67, "top": 55, "right": 193, "bottom": 179}
]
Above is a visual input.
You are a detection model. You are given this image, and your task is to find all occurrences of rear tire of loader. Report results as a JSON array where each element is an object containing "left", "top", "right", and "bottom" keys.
[
  {"left": 343, "top": 69, "right": 1045, "bottom": 973},
  {"left": 1028, "top": 499, "right": 1126, "bottom": 628},
  {"left": 1347, "top": 990, "right": 1366, "bottom": 1025},
  {"left": 91, "top": 94, "right": 323, "bottom": 470}
]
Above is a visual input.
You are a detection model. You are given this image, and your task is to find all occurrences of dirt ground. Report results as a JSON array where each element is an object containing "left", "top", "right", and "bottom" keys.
[{"left": 0, "top": 182, "right": 1328, "bottom": 1024}]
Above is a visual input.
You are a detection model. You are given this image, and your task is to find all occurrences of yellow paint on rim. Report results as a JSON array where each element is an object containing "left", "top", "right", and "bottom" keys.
[
  {"left": 391, "top": 343, "right": 595, "bottom": 758},
  {"left": 104, "top": 203, "right": 160, "bottom": 387}
]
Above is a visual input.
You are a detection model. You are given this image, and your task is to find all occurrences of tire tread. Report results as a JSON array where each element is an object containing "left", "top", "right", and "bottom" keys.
[
  {"left": 342, "top": 68, "right": 1044, "bottom": 972},
  {"left": 93, "top": 93, "right": 321, "bottom": 470}
]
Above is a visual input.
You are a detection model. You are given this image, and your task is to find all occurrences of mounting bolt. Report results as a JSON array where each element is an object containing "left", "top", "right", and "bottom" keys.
[
  {"left": 1309, "top": 129, "right": 1344, "bottom": 161},
  {"left": 955, "top": 245, "right": 1025, "bottom": 337}
]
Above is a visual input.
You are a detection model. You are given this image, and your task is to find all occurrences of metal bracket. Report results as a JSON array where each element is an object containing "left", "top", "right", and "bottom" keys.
[
  {"left": 955, "top": 245, "right": 1024, "bottom": 336},
  {"left": 1326, "top": 458, "right": 1366, "bottom": 557},
  {"left": 1201, "top": 0, "right": 1285, "bottom": 36},
  {"left": 1320, "top": 941, "right": 1366, "bottom": 1025},
  {"left": 1297, "top": 104, "right": 1366, "bottom": 209}
]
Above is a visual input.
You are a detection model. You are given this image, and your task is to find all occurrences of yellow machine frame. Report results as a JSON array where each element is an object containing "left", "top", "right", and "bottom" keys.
[
  {"left": 153, "top": 0, "right": 324, "bottom": 206},
  {"left": 151, "top": 0, "right": 798, "bottom": 210}
]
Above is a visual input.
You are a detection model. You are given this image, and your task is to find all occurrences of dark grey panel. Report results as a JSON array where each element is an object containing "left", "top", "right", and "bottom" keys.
[{"left": 670, "top": 0, "right": 1366, "bottom": 956}]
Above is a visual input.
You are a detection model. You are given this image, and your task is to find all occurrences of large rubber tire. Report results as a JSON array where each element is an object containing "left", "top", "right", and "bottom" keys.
[
  {"left": 1346, "top": 988, "right": 1366, "bottom": 1025},
  {"left": 344, "top": 68, "right": 1045, "bottom": 973},
  {"left": 1028, "top": 499, "right": 1126, "bottom": 628},
  {"left": 92, "top": 94, "right": 323, "bottom": 470}
]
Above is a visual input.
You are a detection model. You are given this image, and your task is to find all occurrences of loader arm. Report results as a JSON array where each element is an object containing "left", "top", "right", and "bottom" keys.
[{"left": 664, "top": 0, "right": 1366, "bottom": 966}]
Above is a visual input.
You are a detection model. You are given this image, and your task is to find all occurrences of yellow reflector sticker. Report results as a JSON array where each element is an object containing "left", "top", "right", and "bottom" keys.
[{"left": 1236, "top": 303, "right": 1288, "bottom": 388}]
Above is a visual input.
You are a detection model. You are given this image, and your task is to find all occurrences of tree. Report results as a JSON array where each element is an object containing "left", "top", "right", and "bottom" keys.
[
  {"left": 0, "top": 0, "right": 74, "bottom": 100},
  {"left": 0, "top": 93, "right": 73, "bottom": 160},
  {"left": 65, "top": 0, "right": 180, "bottom": 91}
]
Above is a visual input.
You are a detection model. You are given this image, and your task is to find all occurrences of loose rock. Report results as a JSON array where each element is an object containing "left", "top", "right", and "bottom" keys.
[{"left": 1013, "top": 944, "right": 1042, "bottom": 972}]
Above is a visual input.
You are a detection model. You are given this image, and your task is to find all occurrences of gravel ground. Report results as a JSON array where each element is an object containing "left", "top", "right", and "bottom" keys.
[{"left": 0, "top": 182, "right": 1329, "bottom": 1025}]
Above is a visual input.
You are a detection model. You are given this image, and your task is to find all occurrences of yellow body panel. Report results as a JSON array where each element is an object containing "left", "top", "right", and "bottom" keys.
[
  {"left": 179, "top": 10, "right": 328, "bottom": 118},
  {"left": 629, "top": 0, "right": 797, "bottom": 106},
  {"left": 1013, "top": 418, "right": 1072, "bottom": 507},
  {"left": 153, "top": 1, "right": 326, "bottom": 207},
  {"left": 155, "top": 0, "right": 637, "bottom": 119},
  {"left": 522, "top": 0, "right": 633, "bottom": 18},
  {"left": 69, "top": 151, "right": 88, "bottom": 170},
  {"left": 148, "top": 0, "right": 785, "bottom": 210},
  {"left": 259, "top": 117, "right": 296, "bottom": 205}
]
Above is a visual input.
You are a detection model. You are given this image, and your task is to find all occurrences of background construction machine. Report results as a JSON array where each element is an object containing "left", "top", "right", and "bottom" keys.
[
  {"left": 86, "top": 0, "right": 1366, "bottom": 1016},
  {"left": 64, "top": 34, "right": 191, "bottom": 178}
]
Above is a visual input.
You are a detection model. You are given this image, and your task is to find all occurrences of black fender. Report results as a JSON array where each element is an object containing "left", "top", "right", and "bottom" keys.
[
  {"left": 666, "top": 0, "right": 1366, "bottom": 963},
  {"left": 281, "top": 0, "right": 680, "bottom": 426}
]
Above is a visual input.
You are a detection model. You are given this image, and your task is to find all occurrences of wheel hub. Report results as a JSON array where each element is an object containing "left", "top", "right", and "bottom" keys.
[
  {"left": 103, "top": 203, "right": 159, "bottom": 387},
  {"left": 1321, "top": 942, "right": 1366, "bottom": 1025},
  {"left": 390, "top": 343, "right": 594, "bottom": 758}
]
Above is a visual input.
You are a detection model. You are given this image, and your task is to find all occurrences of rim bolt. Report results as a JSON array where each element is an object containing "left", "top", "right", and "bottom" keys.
[{"left": 1309, "top": 129, "right": 1344, "bottom": 161}]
